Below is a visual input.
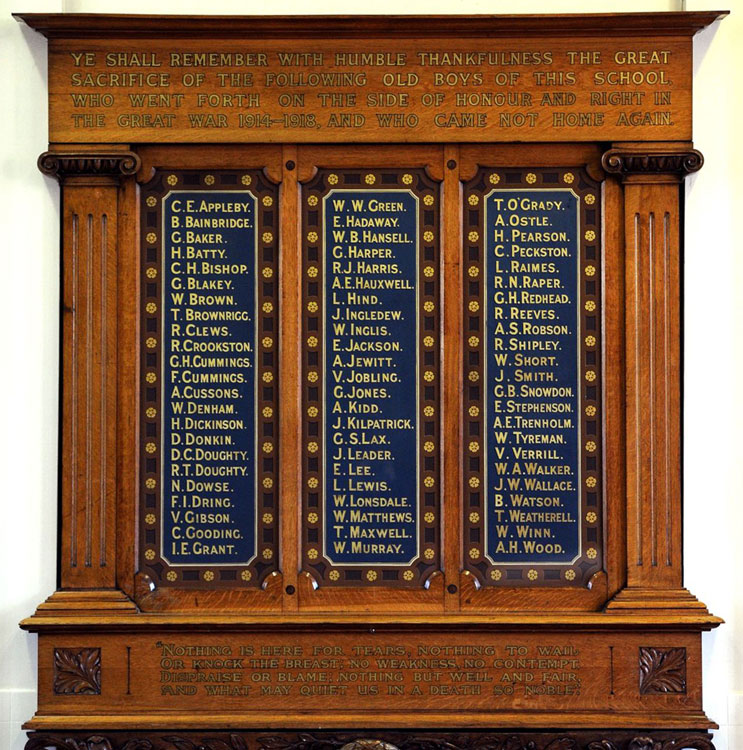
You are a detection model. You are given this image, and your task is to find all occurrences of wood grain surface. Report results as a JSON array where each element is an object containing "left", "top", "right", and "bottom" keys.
[{"left": 41, "top": 33, "right": 696, "bottom": 143}]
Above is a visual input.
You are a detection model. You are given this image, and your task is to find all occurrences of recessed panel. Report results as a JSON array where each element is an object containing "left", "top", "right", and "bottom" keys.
[
  {"left": 301, "top": 168, "right": 441, "bottom": 587},
  {"left": 462, "top": 167, "right": 603, "bottom": 587},
  {"left": 139, "top": 169, "right": 279, "bottom": 588}
]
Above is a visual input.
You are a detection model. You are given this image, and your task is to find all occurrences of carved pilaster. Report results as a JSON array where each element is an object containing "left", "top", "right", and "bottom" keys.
[
  {"left": 604, "top": 146, "right": 708, "bottom": 613},
  {"left": 38, "top": 149, "right": 137, "bottom": 613}
]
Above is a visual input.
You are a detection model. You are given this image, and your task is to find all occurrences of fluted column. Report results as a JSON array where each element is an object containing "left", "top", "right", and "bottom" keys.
[
  {"left": 35, "top": 150, "right": 140, "bottom": 613},
  {"left": 603, "top": 146, "right": 708, "bottom": 612}
]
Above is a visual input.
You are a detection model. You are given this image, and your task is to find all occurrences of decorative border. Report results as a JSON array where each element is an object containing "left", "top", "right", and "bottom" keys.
[
  {"left": 139, "top": 169, "right": 279, "bottom": 588},
  {"left": 300, "top": 168, "right": 441, "bottom": 587},
  {"left": 24, "top": 731, "right": 716, "bottom": 750},
  {"left": 461, "top": 167, "right": 603, "bottom": 587}
]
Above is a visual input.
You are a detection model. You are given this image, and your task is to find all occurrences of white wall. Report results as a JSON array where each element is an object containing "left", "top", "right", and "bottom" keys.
[
  {"left": 1, "top": 1, "right": 739, "bottom": 749},
  {"left": 684, "top": 2, "right": 743, "bottom": 749},
  {"left": 1, "top": 0, "right": 61, "bottom": 748}
]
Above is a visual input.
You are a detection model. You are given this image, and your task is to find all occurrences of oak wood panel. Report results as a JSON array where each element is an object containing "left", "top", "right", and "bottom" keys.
[
  {"left": 136, "top": 145, "right": 284, "bottom": 185},
  {"left": 294, "top": 145, "right": 446, "bottom": 613},
  {"left": 16, "top": 10, "right": 729, "bottom": 742},
  {"left": 46, "top": 139, "right": 713, "bottom": 620},
  {"left": 31, "top": 629, "right": 711, "bottom": 727},
  {"left": 115, "top": 172, "right": 138, "bottom": 600},
  {"left": 21, "top": 612, "right": 723, "bottom": 632},
  {"left": 38, "top": 30, "right": 698, "bottom": 144},
  {"left": 280, "top": 144, "right": 301, "bottom": 613},
  {"left": 442, "top": 144, "right": 462, "bottom": 613},
  {"left": 457, "top": 144, "right": 610, "bottom": 613},
  {"left": 130, "top": 145, "right": 285, "bottom": 613},
  {"left": 602, "top": 176, "right": 628, "bottom": 600},
  {"left": 603, "top": 146, "right": 708, "bottom": 613},
  {"left": 24, "top": 712, "right": 717, "bottom": 731}
]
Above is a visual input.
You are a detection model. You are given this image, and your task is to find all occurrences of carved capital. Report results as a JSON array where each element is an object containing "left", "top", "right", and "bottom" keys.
[
  {"left": 601, "top": 149, "right": 703, "bottom": 179},
  {"left": 38, "top": 150, "right": 141, "bottom": 182}
]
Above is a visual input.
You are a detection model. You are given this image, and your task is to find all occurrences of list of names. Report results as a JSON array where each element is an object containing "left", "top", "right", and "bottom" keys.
[
  {"left": 322, "top": 190, "right": 420, "bottom": 566},
  {"left": 484, "top": 190, "right": 580, "bottom": 564},
  {"left": 162, "top": 191, "right": 257, "bottom": 566}
]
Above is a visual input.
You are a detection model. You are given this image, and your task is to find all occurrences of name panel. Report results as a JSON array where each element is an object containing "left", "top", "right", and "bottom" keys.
[
  {"left": 139, "top": 169, "right": 279, "bottom": 588},
  {"left": 48, "top": 37, "right": 691, "bottom": 142},
  {"left": 301, "top": 169, "right": 441, "bottom": 587},
  {"left": 462, "top": 167, "right": 603, "bottom": 588}
]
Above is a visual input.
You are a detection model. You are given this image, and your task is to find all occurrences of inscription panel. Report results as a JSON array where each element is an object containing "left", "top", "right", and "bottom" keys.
[
  {"left": 301, "top": 169, "right": 440, "bottom": 587},
  {"left": 155, "top": 635, "right": 584, "bottom": 702},
  {"left": 140, "top": 169, "right": 279, "bottom": 588},
  {"left": 462, "top": 167, "right": 603, "bottom": 587},
  {"left": 38, "top": 630, "right": 704, "bottom": 717},
  {"left": 48, "top": 38, "right": 691, "bottom": 142}
]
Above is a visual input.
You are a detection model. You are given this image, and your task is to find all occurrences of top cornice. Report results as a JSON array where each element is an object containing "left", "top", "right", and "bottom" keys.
[{"left": 13, "top": 11, "right": 728, "bottom": 40}]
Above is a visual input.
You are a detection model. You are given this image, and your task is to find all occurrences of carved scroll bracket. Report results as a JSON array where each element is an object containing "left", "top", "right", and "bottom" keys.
[
  {"left": 38, "top": 150, "right": 141, "bottom": 184},
  {"left": 601, "top": 148, "right": 703, "bottom": 183}
]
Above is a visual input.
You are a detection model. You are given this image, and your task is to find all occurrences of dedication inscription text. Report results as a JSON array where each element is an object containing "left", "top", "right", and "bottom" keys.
[
  {"left": 49, "top": 38, "right": 690, "bottom": 142},
  {"left": 154, "top": 635, "right": 584, "bottom": 702}
]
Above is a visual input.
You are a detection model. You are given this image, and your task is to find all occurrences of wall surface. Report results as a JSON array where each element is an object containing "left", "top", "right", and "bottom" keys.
[{"left": 0, "top": 1, "right": 739, "bottom": 749}]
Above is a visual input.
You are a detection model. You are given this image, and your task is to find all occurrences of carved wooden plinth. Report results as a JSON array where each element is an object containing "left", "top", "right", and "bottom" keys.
[{"left": 24, "top": 730, "right": 716, "bottom": 750}]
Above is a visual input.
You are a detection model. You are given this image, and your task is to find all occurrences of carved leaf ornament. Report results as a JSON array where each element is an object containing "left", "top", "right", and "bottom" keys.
[
  {"left": 53, "top": 648, "right": 102, "bottom": 695},
  {"left": 639, "top": 647, "right": 687, "bottom": 694}
]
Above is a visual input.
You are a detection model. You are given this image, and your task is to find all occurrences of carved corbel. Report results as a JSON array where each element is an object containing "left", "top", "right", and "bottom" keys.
[
  {"left": 38, "top": 150, "right": 141, "bottom": 183},
  {"left": 601, "top": 148, "right": 703, "bottom": 182}
]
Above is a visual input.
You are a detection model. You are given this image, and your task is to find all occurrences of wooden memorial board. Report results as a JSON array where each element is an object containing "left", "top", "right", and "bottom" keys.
[{"left": 15, "top": 11, "right": 726, "bottom": 750}]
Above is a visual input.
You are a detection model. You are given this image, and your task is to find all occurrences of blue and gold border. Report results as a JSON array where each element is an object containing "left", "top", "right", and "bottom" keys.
[
  {"left": 461, "top": 166, "right": 603, "bottom": 588},
  {"left": 139, "top": 169, "right": 279, "bottom": 589},
  {"left": 300, "top": 168, "right": 441, "bottom": 588}
]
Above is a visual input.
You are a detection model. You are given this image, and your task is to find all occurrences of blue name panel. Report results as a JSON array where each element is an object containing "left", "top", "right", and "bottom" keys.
[
  {"left": 485, "top": 189, "right": 580, "bottom": 565},
  {"left": 162, "top": 191, "right": 257, "bottom": 566},
  {"left": 323, "top": 190, "right": 419, "bottom": 566}
]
